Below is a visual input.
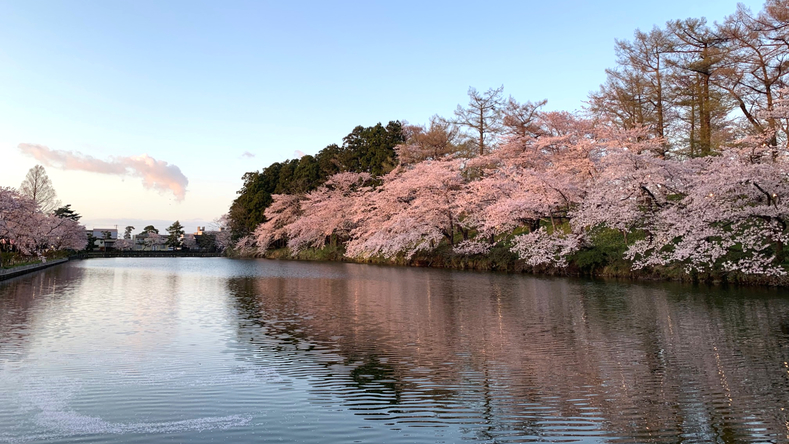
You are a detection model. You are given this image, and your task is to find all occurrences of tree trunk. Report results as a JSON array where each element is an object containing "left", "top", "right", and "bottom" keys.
[{"left": 700, "top": 72, "right": 712, "bottom": 156}]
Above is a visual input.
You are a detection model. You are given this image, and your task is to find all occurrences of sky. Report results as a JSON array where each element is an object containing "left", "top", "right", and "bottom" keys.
[{"left": 0, "top": 0, "right": 765, "bottom": 233}]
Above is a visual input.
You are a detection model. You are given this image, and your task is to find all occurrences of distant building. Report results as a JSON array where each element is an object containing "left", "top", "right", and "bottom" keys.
[
  {"left": 183, "top": 226, "right": 227, "bottom": 252},
  {"left": 133, "top": 232, "right": 169, "bottom": 251},
  {"left": 87, "top": 228, "right": 118, "bottom": 250}
]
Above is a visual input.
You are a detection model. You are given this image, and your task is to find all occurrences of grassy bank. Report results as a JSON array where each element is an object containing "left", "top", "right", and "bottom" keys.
[
  {"left": 1, "top": 250, "right": 74, "bottom": 270},
  {"left": 237, "top": 238, "right": 789, "bottom": 287}
]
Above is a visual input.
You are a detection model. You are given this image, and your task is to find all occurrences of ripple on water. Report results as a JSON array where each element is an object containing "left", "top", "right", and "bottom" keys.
[{"left": 1, "top": 258, "right": 788, "bottom": 443}]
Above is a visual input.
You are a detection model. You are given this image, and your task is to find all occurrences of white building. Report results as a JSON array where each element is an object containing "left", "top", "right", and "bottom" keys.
[{"left": 88, "top": 228, "right": 118, "bottom": 250}]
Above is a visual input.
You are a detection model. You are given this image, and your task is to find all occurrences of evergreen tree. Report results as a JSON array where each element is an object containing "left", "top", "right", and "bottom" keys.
[
  {"left": 228, "top": 121, "right": 404, "bottom": 239},
  {"left": 54, "top": 204, "right": 81, "bottom": 221},
  {"left": 166, "top": 221, "right": 184, "bottom": 249},
  {"left": 141, "top": 225, "right": 159, "bottom": 234}
]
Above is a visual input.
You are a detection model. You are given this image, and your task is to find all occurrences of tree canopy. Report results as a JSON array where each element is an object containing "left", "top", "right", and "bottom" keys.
[
  {"left": 228, "top": 121, "right": 404, "bottom": 239},
  {"left": 54, "top": 204, "right": 81, "bottom": 221},
  {"left": 19, "top": 165, "right": 61, "bottom": 214},
  {"left": 166, "top": 221, "right": 185, "bottom": 248},
  {"left": 141, "top": 225, "right": 159, "bottom": 235}
]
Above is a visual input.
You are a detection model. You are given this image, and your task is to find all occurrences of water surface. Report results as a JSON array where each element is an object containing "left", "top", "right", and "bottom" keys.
[{"left": 1, "top": 258, "right": 788, "bottom": 443}]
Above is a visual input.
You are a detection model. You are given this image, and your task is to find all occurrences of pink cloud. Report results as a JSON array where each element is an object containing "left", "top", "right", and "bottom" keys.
[{"left": 19, "top": 143, "right": 189, "bottom": 201}]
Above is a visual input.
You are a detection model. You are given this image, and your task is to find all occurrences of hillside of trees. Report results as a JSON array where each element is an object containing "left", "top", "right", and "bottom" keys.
[
  {"left": 229, "top": 0, "right": 789, "bottom": 284},
  {"left": 228, "top": 122, "right": 404, "bottom": 238}
]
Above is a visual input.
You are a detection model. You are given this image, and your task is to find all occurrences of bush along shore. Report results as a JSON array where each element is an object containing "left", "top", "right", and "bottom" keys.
[{"left": 230, "top": 224, "right": 789, "bottom": 287}]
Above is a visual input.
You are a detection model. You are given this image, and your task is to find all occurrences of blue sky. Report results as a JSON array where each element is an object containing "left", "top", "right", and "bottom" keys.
[{"left": 0, "top": 0, "right": 764, "bottom": 232}]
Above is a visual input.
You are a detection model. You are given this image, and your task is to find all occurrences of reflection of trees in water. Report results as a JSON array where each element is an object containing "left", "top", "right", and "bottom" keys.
[
  {"left": 574, "top": 282, "right": 789, "bottom": 442},
  {"left": 224, "top": 263, "right": 789, "bottom": 442},
  {"left": 0, "top": 264, "right": 84, "bottom": 361},
  {"left": 348, "top": 355, "right": 400, "bottom": 403}
]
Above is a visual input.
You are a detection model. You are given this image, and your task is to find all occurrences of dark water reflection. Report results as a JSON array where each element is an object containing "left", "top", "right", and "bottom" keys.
[{"left": 1, "top": 258, "right": 788, "bottom": 443}]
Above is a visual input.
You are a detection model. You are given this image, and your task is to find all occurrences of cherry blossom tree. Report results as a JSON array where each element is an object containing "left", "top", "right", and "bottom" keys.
[
  {"left": 141, "top": 232, "right": 166, "bottom": 251},
  {"left": 345, "top": 160, "right": 466, "bottom": 259},
  {"left": 0, "top": 187, "right": 46, "bottom": 255},
  {"left": 285, "top": 172, "right": 372, "bottom": 253},
  {"left": 510, "top": 227, "right": 583, "bottom": 268},
  {"left": 180, "top": 234, "right": 197, "bottom": 250},
  {"left": 457, "top": 113, "right": 612, "bottom": 247},
  {"left": 209, "top": 215, "right": 232, "bottom": 252},
  {"left": 572, "top": 148, "right": 692, "bottom": 238},
  {"left": 0, "top": 188, "right": 26, "bottom": 250},
  {"left": 623, "top": 151, "right": 788, "bottom": 276},
  {"left": 43, "top": 216, "right": 87, "bottom": 251},
  {"left": 0, "top": 187, "right": 86, "bottom": 256},
  {"left": 233, "top": 235, "right": 258, "bottom": 256},
  {"left": 252, "top": 194, "right": 302, "bottom": 251},
  {"left": 113, "top": 238, "right": 135, "bottom": 251}
]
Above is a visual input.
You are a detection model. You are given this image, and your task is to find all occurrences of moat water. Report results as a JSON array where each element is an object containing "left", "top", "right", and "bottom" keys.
[{"left": 1, "top": 258, "right": 788, "bottom": 443}]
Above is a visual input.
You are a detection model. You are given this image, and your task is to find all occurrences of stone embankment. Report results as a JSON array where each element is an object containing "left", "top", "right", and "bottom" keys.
[{"left": 0, "top": 258, "right": 69, "bottom": 282}]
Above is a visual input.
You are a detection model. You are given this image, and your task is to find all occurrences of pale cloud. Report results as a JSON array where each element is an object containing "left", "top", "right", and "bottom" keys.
[
  {"left": 19, "top": 143, "right": 189, "bottom": 201},
  {"left": 293, "top": 150, "right": 306, "bottom": 158},
  {"left": 241, "top": 151, "right": 255, "bottom": 158}
]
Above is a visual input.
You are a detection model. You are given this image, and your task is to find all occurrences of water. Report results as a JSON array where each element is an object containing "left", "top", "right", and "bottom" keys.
[{"left": 0, "top": 258, "right": 788, "bottom": 443}]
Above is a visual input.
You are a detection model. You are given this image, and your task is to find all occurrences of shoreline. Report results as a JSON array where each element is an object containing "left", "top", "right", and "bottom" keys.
[
  {"left": 0, "top": 258, "right": 69, "bottom": 282},
  {"left": 247, "top": 247, "right": 789, "bottom": 288}
]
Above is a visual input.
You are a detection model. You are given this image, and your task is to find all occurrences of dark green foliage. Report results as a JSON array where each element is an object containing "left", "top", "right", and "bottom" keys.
[
  {"left": 85, "top": 232, "right": 97, "bottom": 251},
  {"left": 349, "top": 355, "right": 400, "bottom": 399},
  {"left": 291, "top": 155, "right": 321, "bottom": 193},
  {"left": 572, "top": 227, "right": 631, "bottom": 273},
  {"left": 569, "top": 227, "right": 644, "bottom": 274},
  {"left": 228, "top": 171, "right": 274, "bottom": 239},
  {"left": 0, "top": 252, "right": 41, "bottom": 269},
  {"left": 1, "top": 249, "right": 73, "bottom": 269},
  {"left": 272, "top": 160, "right": 297, "bottom": 194},
  {"left": 338, "top": 121, "right": 403, "bottom": 175},
  {"left": 166, "top": 220, "right": 185, "bottom": 248},
  {"left": 0, "top": 252, "right": 15, "bottom": 268},
  {"left": 486, "top": 244, "right": 520, "bottom": 269},
  {"left": 54, "top": 204, "right": 81, "bottom": 221},
  {"left": 141, "top": 225, "right": 159, "bottom": 235},
  {"left": 196, "top": 233, "right": 217, "bottom": 251},
  {"left": 316, "top": 144, "right": 342, "bottom": 178},
  {"left": 228, "top": 121, "right": 404, "bottom": 239}
]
